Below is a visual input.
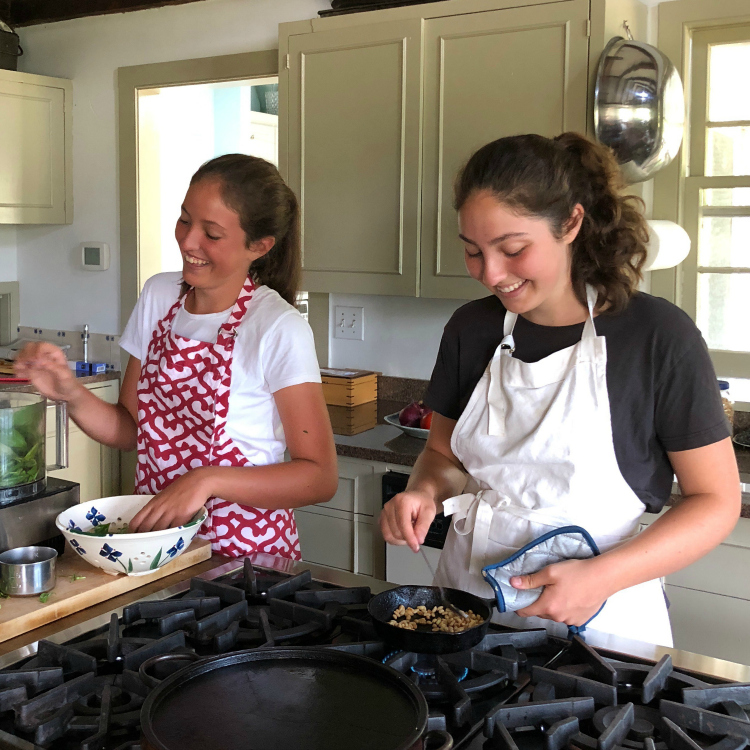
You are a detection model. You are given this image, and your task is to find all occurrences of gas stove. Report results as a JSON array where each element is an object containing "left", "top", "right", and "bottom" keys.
[{"left": 0, "top": 556, "right": 748, "bottom": 750}]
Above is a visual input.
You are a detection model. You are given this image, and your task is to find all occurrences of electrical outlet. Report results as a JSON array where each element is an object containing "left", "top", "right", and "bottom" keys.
[{"left": 334, "top": 306, "right": 364, "bottom": 340}]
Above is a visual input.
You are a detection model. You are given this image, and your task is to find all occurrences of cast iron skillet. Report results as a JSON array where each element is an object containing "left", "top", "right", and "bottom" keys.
[
  {"left": 140, "top": 647, "right": 453, "bottom": 750},
  {"left": 368, "top": 585, "right": 493, "bottom": 654}
]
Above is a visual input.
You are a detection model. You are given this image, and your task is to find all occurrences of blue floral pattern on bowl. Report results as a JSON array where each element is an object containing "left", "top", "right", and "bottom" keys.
[
  {"left": 167, "top": 538, "right": 184, "bottom": 558},
  {"left": 68, "top": 520, "right": 84, "bottom": 534},
  {"left": 69, "top": 539, "right": 86, "bottom": 555},
  {"left": 86, "top": 507, "right": 106, "bottom": 527}
]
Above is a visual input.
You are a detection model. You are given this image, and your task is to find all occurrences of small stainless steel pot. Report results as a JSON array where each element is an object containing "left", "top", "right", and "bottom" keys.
[{"left": 0, "top": 546, "right": 57, "bottom": 596}]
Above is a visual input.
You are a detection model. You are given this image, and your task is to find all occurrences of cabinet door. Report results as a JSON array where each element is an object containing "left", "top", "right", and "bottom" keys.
[
  {"left": 295, "top": 506, "right": 373, "bottom": 575},
  {"left": 47, "top": 420, "right": 102, "bottom": 503},
  {"left": 420, "top": 0, "right": 590, "bottom": 298},
  {"left": 0, "top": 72, "right": 71, "bottom": 224},
  {"left": 318, "top": 456, "right": 377, "bottom": 516},
  {"left": 666, "top": 585, "right": 750, "bottom": 665},
  {"left": 286, "top": 19, "right": 422, "bottom": 295}
]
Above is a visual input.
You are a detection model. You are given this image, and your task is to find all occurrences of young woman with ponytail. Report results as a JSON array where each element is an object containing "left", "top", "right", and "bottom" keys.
[
  {"left": 381, "top": 133, "right": 740, "bottom": 645},
  {"left": 17, "top": 154, "right": 337, "bottom": 559}
]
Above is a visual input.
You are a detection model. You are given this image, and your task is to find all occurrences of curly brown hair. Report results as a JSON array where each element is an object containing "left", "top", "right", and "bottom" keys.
[
  {"left": 454, "top": 132, "right": 649, "bottom": 314},
  {"left": 181, "top": 154, "right": 301, "bottom": 305}
]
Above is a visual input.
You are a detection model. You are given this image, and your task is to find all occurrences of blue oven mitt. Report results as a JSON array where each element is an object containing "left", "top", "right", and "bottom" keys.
[{"left": 481, "top": 525, "right": 604, "bottom": 636}]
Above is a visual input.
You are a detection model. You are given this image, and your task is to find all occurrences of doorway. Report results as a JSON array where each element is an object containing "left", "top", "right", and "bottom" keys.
[{"left": 136, "top": 77, "right": 279, "bottom": 286}]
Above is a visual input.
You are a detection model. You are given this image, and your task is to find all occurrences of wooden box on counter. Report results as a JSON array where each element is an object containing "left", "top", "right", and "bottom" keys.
[
  {"left": 327, "top": 401, "right": 378, "bottom": 436},
  {"left": 320, "top": 368, "right": 378, "bottom": 407}
]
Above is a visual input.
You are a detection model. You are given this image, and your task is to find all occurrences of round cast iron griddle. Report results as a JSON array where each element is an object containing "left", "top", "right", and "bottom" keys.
[
  {"left": 368, "top": 585, "right": 492, "bottom": 654},
  {"left": 140, "top": 647, "right": 431, "bottom": 750}
]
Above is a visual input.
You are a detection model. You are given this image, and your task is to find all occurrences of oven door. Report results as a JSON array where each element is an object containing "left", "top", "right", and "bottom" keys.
[{"left": 382, "top": 471, "right": 448, "bottom": 585}]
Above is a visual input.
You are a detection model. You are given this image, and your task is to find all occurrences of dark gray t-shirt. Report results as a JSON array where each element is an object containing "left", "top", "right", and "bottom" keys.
[{"left": 424, "top": 292, "right": 729, "bottom": 513}]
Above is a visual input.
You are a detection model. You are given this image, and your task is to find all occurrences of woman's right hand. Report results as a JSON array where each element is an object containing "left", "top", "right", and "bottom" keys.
[
  {"left": 380, "top": 489, "right": 438, "bottom": 553},
  {"left": 14, "top": 342, "right": 82, "bottom": 403}
]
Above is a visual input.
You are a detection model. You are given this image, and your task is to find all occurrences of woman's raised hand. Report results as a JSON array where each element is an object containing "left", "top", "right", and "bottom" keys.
[
  {"left": 14, "top": 342, "right": 82, "bottom": 403},
  {"left": 380, "top": 488, "right": 438, "bottom": 553}
]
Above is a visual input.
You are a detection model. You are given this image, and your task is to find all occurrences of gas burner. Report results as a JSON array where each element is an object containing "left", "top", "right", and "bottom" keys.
[{"left": 0, "top": 561, "right": 746, "bottom": 750}]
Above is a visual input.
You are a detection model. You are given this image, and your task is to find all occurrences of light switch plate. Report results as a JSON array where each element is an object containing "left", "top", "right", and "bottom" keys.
[{"left": 334, "top": 306, "right": 364, "bottom": 340}]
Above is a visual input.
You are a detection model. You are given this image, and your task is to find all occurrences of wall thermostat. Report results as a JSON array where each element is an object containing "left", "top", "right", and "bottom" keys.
[{"left": 80, "top": 242, "right": 110, "bottom": 271}]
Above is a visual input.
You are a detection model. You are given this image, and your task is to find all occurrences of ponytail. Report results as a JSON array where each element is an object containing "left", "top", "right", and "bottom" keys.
[{"left": 454, "top": 133, "right": 649, "bottom": 313}]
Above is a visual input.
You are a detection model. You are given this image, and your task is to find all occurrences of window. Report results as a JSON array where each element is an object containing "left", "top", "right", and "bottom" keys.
[{"left": 680, "top": 24, "right": 750, "bottom": 383}]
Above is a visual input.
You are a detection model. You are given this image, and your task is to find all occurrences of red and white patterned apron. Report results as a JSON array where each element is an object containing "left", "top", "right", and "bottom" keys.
[{"left": 134, "top": 275, "right": 302, "bottom": 560}]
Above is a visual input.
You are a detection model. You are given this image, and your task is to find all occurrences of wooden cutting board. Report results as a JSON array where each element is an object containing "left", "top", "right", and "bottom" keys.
[{"left": 0, "top": 538, "right": 212, "bottom": 643}]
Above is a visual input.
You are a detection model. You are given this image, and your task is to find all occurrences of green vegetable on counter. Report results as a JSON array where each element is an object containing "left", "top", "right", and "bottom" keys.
[
  {"left": 70, "top": 574, "right": 86, "bottom": 582},
  {"left": 39, "top": 592, "right": 51, "bottom": 604}
]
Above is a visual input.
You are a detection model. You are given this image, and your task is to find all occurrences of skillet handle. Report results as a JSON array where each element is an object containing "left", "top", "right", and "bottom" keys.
[{"left": 423, "top": 730, "right": 453, "bottom": 750}]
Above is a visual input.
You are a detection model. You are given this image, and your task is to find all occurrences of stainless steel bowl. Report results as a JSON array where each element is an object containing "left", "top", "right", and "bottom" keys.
[
  {"left": 594, "top": 36, "right": 685, "bottom": 184},
  {"left": 0, "top": 546, "right": 57, "bottom": 596}
]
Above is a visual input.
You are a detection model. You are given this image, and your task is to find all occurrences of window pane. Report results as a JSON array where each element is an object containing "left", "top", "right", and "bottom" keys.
[
  {"left": 697, "top": 273, "right": 750, "bottom": 352},
  {"left": 703, "top": 187, "right": 750, "bottom": 206},
  {"left": 708, "top": 42, "right": 750, "bottom": 122},
  {"left": 706, "top": 127, "right": 750, "bottom": 175},
  {"left": 698, "top": 217, "right": 750, "bottom": 267}
]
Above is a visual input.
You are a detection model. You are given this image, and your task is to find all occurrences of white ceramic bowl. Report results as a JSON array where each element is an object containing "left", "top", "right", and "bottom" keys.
[
  {"left": 384, "top": 412, "right": 429, "bottom": 440},
  {"left": 56, "top": 495, "right": 208, "bottom": 576}
]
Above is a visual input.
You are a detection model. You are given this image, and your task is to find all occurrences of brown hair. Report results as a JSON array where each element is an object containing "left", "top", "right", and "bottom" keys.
[
  {"left": 181, "top": 154, "right": 301, "bottom": 305},
  {"left": 454, "top": 132, "right": 649, "bottom": 314}
]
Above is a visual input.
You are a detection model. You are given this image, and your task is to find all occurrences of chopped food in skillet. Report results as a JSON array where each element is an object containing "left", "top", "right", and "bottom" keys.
[{"left": 389, "top": 604, "right": 484, "bottom": 632}]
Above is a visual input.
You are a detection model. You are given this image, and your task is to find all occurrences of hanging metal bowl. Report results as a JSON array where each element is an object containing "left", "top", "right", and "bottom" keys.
[{"left": 594, "top": 36, "right": 685, "bottom": 184}]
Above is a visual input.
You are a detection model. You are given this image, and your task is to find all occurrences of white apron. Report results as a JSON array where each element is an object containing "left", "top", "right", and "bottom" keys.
[{"left": 433, "top": 287, "right": 673, "bottom": 647}]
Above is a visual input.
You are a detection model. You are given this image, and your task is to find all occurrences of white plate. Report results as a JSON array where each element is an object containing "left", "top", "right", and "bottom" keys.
[{"left": 384, "top": 412, "right": 429, "bottom": 440}]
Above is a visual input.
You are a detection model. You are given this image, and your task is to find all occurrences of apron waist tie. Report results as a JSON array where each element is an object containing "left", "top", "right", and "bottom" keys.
[{"left": 443, "top": 490, "right": 510, "bottom": 576}]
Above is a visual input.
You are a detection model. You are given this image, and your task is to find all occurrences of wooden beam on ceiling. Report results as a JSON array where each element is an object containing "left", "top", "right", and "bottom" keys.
[{"left": 9, "top": 0, "right": 208, "bottom": 27}]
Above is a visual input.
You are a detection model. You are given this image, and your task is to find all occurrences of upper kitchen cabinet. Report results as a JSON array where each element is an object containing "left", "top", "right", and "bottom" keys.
[
  {"left": 0, "top": 69, "right": 73, "bottom": 225},
  {"left": 284, "top": 20, "right": 423, "bottom": 295},
  {"left": 420, "top": 0, "right": 590, "bottom": 298},
  {"left": 281, "top": 0, "right": 626, "bottom": 298}
]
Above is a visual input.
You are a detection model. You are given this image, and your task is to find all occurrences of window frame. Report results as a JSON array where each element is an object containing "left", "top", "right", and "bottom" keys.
[{"left": 653, "top": 0, "right": 750, "bottom": 388}]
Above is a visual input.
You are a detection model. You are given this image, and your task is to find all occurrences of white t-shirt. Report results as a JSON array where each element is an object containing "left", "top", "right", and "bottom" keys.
[{"left": 120, "top": 272, "right": 321, "bottom": 466}]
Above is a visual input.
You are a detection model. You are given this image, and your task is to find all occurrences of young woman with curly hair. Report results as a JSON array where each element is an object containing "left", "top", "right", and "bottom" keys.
[{"left": 380, "top": 133, "right": 740, "bottom": 646}]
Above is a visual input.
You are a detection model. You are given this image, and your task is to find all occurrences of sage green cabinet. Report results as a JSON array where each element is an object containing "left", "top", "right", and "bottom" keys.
[
  {"left": 286, "top": 19, "right": 423, "bottom": 296},
  {"left": 280, "top": 0, "right": 590, "bottom": 299},
  {"left": 0, "top": 69, "right": 73, "bottom": 225},
  {"left": 420, "top": 1, "right": 590, "bottom": 298}
]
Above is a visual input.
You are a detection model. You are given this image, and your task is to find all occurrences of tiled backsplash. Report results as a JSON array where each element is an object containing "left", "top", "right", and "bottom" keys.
[{"left": 17, "top": 326, "right": 121, "bottom": 371}]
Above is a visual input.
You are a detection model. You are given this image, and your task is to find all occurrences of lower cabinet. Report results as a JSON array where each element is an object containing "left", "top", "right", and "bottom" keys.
[
  {"left": 295, "top": 456, "right": 393, "bottom": 579},
  {"left": 46, "top": 380, "right": 120, "bottom": 502},
  {"left": 641, "top": 511, "right": 750, "bottom": 665}
]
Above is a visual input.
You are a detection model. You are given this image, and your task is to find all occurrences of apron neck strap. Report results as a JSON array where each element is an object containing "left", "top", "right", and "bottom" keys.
[{"left": 500, "top": 284, "right": 599, "bottom": 354}]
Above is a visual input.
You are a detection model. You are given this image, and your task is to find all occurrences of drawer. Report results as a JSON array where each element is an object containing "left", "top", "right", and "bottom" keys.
[
  {"left": 667, "top": 542, "right": 750, "bottom": 599},
  {"left": 318, "top": 458, "right": 377, "bottom": 516},
  {"left": 666, "top": 584, "right": 750, "bottom": 666},
  {"left": 295, "top": 507, "right": 373, "bottom": 576}
]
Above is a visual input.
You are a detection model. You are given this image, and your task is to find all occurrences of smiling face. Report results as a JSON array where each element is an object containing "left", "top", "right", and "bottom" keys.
[
  {"left": 175, "top": 178, "right": 272, "bottom": 296},
  {"left": 459, "top": 190, "right": 585, "bottom": 325}
]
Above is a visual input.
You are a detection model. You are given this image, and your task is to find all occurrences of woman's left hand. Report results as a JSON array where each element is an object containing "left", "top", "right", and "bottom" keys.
[
  {"left": 130, "top": 469, "right": 213, "bottom": 532},
  {"left": 511, "top": 557, "right": 614, "bottom": 627}
]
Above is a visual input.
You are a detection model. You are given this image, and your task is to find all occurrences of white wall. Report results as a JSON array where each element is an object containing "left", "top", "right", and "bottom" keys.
[
  {"left": 15, "top": 0, "right": 327, "bottom": 334},
  {"left": 329, "top": 294, "right": 467, "bottom": 380},
  {"left": 0, "top": 227, "right": 17, "bottom": 282}
]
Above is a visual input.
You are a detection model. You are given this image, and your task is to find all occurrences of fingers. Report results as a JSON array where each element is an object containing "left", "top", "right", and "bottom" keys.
[{"left": 380, "top": 491, "right": 437, "bottom": 553}]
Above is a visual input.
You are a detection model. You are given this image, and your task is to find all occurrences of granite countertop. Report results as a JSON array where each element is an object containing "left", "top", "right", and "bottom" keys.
[
  {"left": 0, "top": 371, "right": 120, "bottom": 393},
  {"left": 335, "top": 396, "right": 750, "bottom": 517},
  {"left": 333, "top": 399, "right": 426, "bottom": 467}
]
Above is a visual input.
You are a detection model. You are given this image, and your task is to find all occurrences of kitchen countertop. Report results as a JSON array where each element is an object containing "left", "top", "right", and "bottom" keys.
[
  {"left": 0, "top": 371, "right": 120, "bottom": 393},
  {"left": 1, "top": 551, "right": 749, "bottom": 683},
  {"left": 336, "top": 400, "right": 750, "bottom": 515}
]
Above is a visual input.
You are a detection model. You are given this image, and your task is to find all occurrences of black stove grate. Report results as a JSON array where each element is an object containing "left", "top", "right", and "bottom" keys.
[{"left": 0, "top": 563, "right": 745, "bottom": 750}]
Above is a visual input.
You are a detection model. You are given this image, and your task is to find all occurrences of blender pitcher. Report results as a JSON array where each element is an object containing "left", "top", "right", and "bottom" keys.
[{"left": 0, "top": 392, "right": 68, "bottom": 504}]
